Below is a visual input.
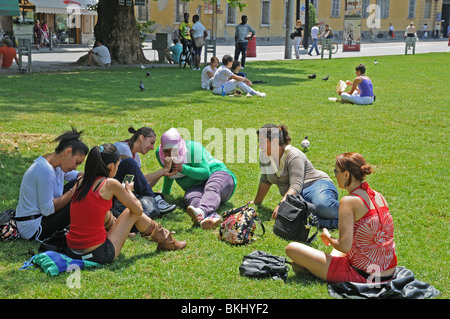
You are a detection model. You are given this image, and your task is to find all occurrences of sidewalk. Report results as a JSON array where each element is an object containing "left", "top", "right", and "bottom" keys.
[{"left": 1, "top": 39, "right": 448, "bottom": 75}]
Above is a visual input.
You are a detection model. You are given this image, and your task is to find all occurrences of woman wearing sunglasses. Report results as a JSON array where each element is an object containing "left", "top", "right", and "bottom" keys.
[{"left": 285, "top": 152, "right": 397, "bottom": 283}]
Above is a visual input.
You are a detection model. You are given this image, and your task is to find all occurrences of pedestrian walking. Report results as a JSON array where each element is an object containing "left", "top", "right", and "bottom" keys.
[{"left": 308, "top": 23, "right": 320, "bottom": 56}]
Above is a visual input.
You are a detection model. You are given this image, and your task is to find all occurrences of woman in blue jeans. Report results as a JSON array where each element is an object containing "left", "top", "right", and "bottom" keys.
[{"left": 253, "top": 124, "right": 339, "bottom": 228}]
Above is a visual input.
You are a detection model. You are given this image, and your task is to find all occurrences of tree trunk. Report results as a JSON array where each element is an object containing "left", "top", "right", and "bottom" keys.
[{"left": 95, "top": 0, "right": 149, "bottom": 64}]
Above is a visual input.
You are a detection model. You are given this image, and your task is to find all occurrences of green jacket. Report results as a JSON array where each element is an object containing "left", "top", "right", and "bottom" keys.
[{"left": 156, "top": 140, "right": 237, "bottom": 195}]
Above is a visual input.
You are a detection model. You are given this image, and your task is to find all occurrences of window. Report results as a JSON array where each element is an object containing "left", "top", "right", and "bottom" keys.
[
  {"left": 408, "top": 0, "right": 416, "bottom": 19},
  {"left": 376, "top": 0, "right": 389, "bottom": 19},
  {"left": 362, "top": 0, "right": 370, "bottom": 18},
  {"left": 331, "top": 0, "right": 340, "bottom": 17},
  {"left": 312, "top": 0, "right": 319, "bottom": 16},
  {"left": 175, "top": 0, "right": 188, "bottom": 23},
  {"left": 424, "top": 0, "right": 431, "bottom": 19},
  {"left": 226, "top": 3, "right": 236, "bottom": 25},
  {"left": 261, "top": 0, "right": 271, "bottom": 26},
  {"left": 136, "top": 0, "right": 148, "bottom": 21}
]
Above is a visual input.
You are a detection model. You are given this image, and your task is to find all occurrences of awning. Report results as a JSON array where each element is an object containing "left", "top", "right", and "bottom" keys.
[
  {"left": 29, "top": 0, "right": 98, "bottom": 15},
  {"left": 0, "top": 0, "right": 20, "bottom": 16}
]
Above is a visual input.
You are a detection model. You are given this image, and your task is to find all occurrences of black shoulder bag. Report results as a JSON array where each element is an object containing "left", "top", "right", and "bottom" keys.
[{"left": 273, "top": 194, "right": 319, "bottom": 244}]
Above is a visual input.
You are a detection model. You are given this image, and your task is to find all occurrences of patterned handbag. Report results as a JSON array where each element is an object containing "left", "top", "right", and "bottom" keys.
[
  {"left": 218, "top": 204, "right": 265, "bottom": 245},
  {"left": 0, "top": 209, "right": 19, "bottom": 241}
]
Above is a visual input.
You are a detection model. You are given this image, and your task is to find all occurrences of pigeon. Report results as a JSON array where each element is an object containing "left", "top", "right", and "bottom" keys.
[
  {"left": 374, "top": 60, "right": 378, "bottom": 65},
  {"left": 322, "top": 75, "right": 329, "bottom": 81},
  {"left": 301, "top": 136, "right": 310, "bottom": 151},
  {"left": 139, "top": 81, "right": 145, "bottom": 91},
  {"left": 308, "top": 73, "right": 316, "bottom": 79}
]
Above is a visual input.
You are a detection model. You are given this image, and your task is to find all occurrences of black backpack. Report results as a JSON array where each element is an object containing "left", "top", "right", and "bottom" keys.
[
  {"left": 239, "top": 250, "right": 290, "bottom": 280},
  {"left": 273, "top": 194, "right": 319, "bottom": 244}
]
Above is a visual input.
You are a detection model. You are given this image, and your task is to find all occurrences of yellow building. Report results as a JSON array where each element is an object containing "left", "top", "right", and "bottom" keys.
[
  {"left": 316, "top": 0, "right": 445, "bottom": 39},
  {"left": 141, "top": 0, "right": 447, "bottom": 42}
]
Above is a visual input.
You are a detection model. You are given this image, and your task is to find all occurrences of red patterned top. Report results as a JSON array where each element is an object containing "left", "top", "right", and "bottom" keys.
[{"left": 347, "top": 182, "right": 397, "bottom": 273}]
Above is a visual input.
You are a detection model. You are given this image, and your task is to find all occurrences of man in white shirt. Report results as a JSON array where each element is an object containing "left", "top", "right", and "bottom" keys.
[
  {"left": 308, "top": 23, "right": 320, "bottom": 56},
  {"left": 88, "top": 39, "right": 111, "bottom": 67},
  {"left": 190, "top": 14, "right": 208, "bottom": 70},
  {"left": 211, "top": 55, "right": 265, "bottom": 97}
]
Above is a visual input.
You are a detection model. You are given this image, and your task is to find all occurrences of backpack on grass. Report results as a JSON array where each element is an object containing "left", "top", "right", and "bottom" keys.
[
  {"left": 218, "top": 203, "right": 265, "bottom": 245},
  {"left": 0, "top": 209, "right": 19, "bottom": 242},
  {"left": 239, "top": 250, "right": 290, "bottom": 280},
  {"left": 273, "top": 194, "right": 319, "bottom": 244}
]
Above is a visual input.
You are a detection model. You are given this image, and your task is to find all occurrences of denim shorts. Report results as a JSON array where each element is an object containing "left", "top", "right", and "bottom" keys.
[{"left": 66, "top": 239, "right": 115, "bottom": 264}]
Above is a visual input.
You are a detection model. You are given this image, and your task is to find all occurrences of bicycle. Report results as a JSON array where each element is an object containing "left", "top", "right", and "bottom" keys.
[
  {"left": 51, "top": 32, "right": 68, "bottom": 49},
  {"left": 179, "top": 40, "right": 195, "bottom": 69},
  {"left": 318, "top": 38, "right": 339, "bottom": 54},
  {"left": 51, "top": 34, "right": 61, "bottom": 48}
]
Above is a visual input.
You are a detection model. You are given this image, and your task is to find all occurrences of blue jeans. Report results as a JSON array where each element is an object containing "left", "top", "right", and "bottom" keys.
[
  {"left": 309, "top": 38, "right": 319, "bottom": 55},
  {"left": 301, "top": 179, "right": 339, "bottom": 228}
]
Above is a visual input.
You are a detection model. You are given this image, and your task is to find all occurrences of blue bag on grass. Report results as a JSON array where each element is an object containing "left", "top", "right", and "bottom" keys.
[{"left": 21, "top": 251, "right": 100, "bottom": 276}]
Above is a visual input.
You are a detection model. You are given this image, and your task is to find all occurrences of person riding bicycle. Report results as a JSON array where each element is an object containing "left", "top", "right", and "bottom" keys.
[
  {"left": 320, "top": 24, "right": 334, "bottom": 39},
  {"left": 179, "top": 12, "right": 192, "bottom": 59}
]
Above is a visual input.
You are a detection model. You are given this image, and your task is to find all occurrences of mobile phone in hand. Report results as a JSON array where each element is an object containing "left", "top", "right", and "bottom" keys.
[{"left": 122, "top": 174, "right": 134, "bottom": 188}]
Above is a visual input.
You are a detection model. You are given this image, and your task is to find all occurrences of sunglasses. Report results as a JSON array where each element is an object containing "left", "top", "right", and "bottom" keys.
[{"left": 333, "top": 168, "right": 340, "bottom": 176}]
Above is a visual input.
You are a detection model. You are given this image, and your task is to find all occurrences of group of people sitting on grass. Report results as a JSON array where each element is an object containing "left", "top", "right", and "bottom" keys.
[
  {"left": 14, "top": 123, "right": 396, "bottom": 284},
  {"left": 200, "top": 55, "right": 375, "bottom": 104}
]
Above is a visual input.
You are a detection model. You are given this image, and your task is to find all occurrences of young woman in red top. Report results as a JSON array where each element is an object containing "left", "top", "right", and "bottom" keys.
[
  {"left": 66, "top": 143, "right": 186, "bottom": 264},
  {"left": 285, "top": 152, "right": 397, "bottom": 283}
]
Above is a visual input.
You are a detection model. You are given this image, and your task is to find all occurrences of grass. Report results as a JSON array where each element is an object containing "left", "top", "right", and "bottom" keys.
[{"left": 0, "top": 53, "right": 448, "bottom": 300}]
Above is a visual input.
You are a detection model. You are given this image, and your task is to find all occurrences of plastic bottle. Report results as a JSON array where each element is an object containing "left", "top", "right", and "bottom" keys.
[{"left": 221, "top": 85, "right": 225, "bottom": 97}]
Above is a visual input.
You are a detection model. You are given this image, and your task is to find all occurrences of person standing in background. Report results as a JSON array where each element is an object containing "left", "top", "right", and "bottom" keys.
[
  {"left": 292, "top": 20, "right": 304, "bottom": 60},
  {"left": 234, "top": 15, "right": 255, "bottom": 68}
]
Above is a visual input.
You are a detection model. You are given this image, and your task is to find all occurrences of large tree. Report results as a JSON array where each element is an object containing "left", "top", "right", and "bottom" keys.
[
  {"left": 95, "top": 0, "right": 148, "bottom": 64},
  {"left": 93, "top": 0, "right": 251, "bottom": 65}
]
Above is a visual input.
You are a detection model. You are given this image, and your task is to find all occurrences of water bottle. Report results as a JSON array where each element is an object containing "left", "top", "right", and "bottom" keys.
[{"left": 221, "top": 85, "right": 225, "bottom": 97}]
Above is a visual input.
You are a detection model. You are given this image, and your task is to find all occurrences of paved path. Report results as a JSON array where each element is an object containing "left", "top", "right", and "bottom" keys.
[{"left": 1, "top": 39, "right": 448, "bottom": 75}]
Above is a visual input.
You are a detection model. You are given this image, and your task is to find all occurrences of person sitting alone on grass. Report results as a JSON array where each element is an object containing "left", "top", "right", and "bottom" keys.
[
  {"left": 338, "top": 63, "right": 375, "bottom": 105},
  {"left": 0, "top": 39, "right": 21, "bottom": 70},
  {"left": 76, "top": 39, "right": 111, "bottom": 67},
  {"left": 65, "top": 143, "right": 186, "bottom": 264},
  {"left": 164, "top": 38, "right": 183, "bottom": 64},
  {"left": 155, "top": 128, "right": 237, "bottom": 230},
  {"left": 112, "top": 126, "right": 177, "bottom": 221},
  {"left": 201, "top": 56, "right": 219, "bottom": 90},
  {"left": 88, "top": 39, "right": 111, "bottom": 67},
  {"left": 285, "top": 152, "right": 397, "bottom": 284},
  {"left": 211, "top": 55, "right": 265, "bottom": 97}
]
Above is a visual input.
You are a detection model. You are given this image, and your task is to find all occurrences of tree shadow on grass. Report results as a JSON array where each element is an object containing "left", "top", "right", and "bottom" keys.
[{"left": 0, "top": 63, "right": 310, "bottom": 119}]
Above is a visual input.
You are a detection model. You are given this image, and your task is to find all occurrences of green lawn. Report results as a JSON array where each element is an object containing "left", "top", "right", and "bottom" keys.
[{"left": 0, "top": 53, "right": 448, "bottom": 299}]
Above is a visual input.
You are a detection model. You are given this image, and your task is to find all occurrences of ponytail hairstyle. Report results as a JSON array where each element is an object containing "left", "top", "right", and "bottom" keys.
[
  {"left": 53, "top": 127, "right": 89, "bottom": 156},
  {"left": 72, "top": 143, "right": 120, "bottom": 202},
  {"left": 256, "top": 124, "right": 292, "bottom": 147},
  {"left": 335, "top": 152, "right": 373, "bottom": 185},
  {"left": 127, "top": 126, "right": 156, "bottom": 151}
]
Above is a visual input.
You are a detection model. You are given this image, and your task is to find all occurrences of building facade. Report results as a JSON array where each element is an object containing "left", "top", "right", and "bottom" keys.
[{"left": 140, "top": 0, "right": 447, "bottom": 43}]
